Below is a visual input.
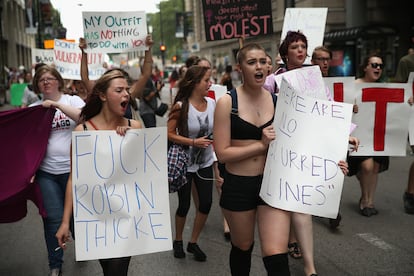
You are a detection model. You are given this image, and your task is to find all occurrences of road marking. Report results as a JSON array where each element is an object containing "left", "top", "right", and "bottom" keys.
[{"left": 357, "top": 233, "right": 394, "bottom": 250}]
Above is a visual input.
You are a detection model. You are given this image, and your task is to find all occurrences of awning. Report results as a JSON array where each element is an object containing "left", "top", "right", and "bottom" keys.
[{"left": 324, "top": 25, "right": 398, "bottom": 41}]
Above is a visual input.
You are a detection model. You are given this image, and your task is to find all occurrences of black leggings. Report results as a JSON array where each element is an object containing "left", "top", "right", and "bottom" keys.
[
  {"left": 99, "top": 256, "right": 131, "bottom": 276},
  {"left": 176, "top": 165, "right": 213, "bottom": 217}
]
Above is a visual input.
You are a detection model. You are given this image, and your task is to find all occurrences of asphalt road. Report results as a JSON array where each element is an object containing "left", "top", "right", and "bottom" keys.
[{"left": 1, "top": 85, "right": 414, "bottom": 275}]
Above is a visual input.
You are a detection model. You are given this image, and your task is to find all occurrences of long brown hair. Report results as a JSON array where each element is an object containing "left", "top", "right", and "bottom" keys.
[
  {"left": 170, "top": 65, "right": 209, "bottom": 137},
  {"left": 80, "top": 69, "right": 129, "bottom": 121}
]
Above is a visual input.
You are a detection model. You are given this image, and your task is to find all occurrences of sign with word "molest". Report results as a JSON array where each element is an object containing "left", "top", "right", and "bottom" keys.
[
  {"left": 201, "top": 0, "right": 273, "bottom": 41},
  {"left": 82, "top": 11, "right": 148, "bottom": 53},
  {"left": 71, "top": 127, "right": 171, "bottom": 261},
  {"left": 261, "top": 78, "right": 353, "bottom": 218}
]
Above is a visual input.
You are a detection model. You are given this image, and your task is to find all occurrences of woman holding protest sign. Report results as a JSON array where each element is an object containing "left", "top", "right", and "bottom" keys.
[
  {"left": 214, "top": 43, "right": 291, "bottom": 275},
  {"left": 350, "top": 54, "right": 389, "bottom": 217},
  {"left": 30, "top": 65, "right": 85, "bottom": 276},
  {"left": 55, "top": 68, "right": 142, "bottom": 275},
  {"left": 262, "top": 31, "right": 356, "bottom": 276},
  {"left": 167, "top": 65, "right": 216, "bottom": 262}
]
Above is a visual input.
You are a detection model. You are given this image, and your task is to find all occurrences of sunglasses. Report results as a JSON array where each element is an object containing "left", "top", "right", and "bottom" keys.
[{"left": 370, "top": 63, "right": 384, "bottom": 69}]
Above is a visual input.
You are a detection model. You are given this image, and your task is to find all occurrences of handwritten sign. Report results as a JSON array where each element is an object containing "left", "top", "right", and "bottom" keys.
[
  {"left": 72, "top": 128, "right": 172, "bottom": 261},
  {"left": 82, "top": 11, "right": 147, "bottom": 53},
  {"left": 260, "top": 78, "right": 353, "bottom": 218},
  {"left": 53, "top": 39, "right": 106, "bottom": 80},
  {"left": 201, "top": 0, "right": 273, "bottom": 41},
  {"left": 281, "top": 8, "right": 327, "bottom": 64},
  {"left": 274, "top": 66, "right": 328, "bottom": 100},
  {"left": 349, "top": 83, "right": 411, "bottom": 156},
  {"left": 31, "top": 48, "right": 54, "bottom": 65}
]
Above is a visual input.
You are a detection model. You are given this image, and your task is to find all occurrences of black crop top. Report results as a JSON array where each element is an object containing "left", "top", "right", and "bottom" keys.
[{"left": 230, "top": 88, "right": 277, "bottom": 140}]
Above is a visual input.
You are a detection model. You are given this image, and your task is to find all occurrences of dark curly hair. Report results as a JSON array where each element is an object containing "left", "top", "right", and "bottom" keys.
[{"left": 279, "top": 31, "right": 308, "bottom": 64}]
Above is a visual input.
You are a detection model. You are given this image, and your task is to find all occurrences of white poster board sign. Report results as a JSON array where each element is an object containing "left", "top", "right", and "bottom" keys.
[
  {"left": 53, "top": 40, "right": 106, "bottom": 80},
  {"left": 274, "top": 66, "right": 328, "bottom": 100},
  {"left": 31, "top": 48, "right": 54, "bottom": 65},
  {"left": 82, "top": 11, "right": 148, "bottom": 53},
  {"left": 281, "top": 8, "right": 328, "bottom": 64},
  {"left": 71, "top": 127, "right": 172, "bottom": 261},
  {"left": 350, "top": 83, "right": 411, "bottom": 156},
  {"left": 260, "top": 78, "right": 352, "bottom": 218},
  {"left": 209, "top": 84, "right": 227, "bottom": 101}
]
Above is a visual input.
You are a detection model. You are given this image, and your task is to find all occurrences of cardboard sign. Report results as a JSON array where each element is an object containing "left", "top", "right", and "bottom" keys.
[
  {"left": 53, "top": 39, "right": 106, "bottom": 80},
  {"left": 281, "top": 8, "right": 327, "bottom": 64},
  {"left": 261, "top": 78, "right": 353, "bottom": 218},
  {"left": 31, "top": 48, "right": 54, "bottom": 65},
  {"left": 349, "top": 83, "right": 411, "bottom": 156},
  {"left": 82, "top": 11, "right": 148, "bottom": 53},
  {"left": 71, "top": 127, "right": 172, "bottom": 261}
]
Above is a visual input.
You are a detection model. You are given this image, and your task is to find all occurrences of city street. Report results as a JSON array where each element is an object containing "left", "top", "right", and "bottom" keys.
[{"left": 1, "top": 85, "right": 414, "bottom": 275}]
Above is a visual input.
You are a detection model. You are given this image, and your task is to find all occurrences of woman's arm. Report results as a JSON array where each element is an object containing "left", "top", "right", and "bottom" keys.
[
  {"left": 42, "top": 100, "right": 82, "bottom": 122},
  {"left": 79, "top": 38, "right": 95, "bottom": 94},
  {"left": 130, "top": 35, "right": 154, "bottom": 99}
]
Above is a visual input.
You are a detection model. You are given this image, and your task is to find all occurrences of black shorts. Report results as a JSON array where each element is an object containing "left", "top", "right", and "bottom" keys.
[{"left": 219, "top": 169, "right": 266, "bottom": 211}]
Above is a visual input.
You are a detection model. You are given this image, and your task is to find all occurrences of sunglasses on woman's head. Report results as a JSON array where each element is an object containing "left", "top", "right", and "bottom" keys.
[{"left": 370, "top": 63, "right": 384, "bottom": 69}]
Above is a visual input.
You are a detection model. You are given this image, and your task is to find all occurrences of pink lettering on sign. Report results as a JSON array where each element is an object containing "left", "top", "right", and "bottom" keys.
[{"left": 208, "top": 15, "right": 270, "bottom": 40}]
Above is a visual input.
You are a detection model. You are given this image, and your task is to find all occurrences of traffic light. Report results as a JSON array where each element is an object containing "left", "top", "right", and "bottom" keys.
[{"left": 160, "top": 44, "right": 166, "bottom": 52}]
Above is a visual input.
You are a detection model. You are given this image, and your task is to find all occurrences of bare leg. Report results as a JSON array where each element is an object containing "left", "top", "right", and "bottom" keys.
[{"left": 292, "top": 212, "right": 316, "bottom": 276}]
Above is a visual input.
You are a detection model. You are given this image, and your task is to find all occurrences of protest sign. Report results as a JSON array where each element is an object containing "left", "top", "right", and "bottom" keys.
[
  {"left": 71, "top": 127, "right": 172, "bottom": 261},
  {"left": 82, "top": 11, "right": 147, "bottom": 53},
  {"left": 31, "top": 48, "right": 54, "bottom": 65},
  {"left": 201, "top": 0, "right": 273, "bottom": 41},
  {"left": 10, "top": 83, "right": 27, "bottom": 106},
  {"left": 281, "top": 8, "right": 327, "bottom": 64},
  {"left": 274, "top": 66, "right": 328, "bottom": 100},
  {"left": 261, "top": 78, "right": 352, "bottom": 218},
  {"left": 350, "top": 83, "right": 411, "bottom": 156},
  {"left": 53, "top": 39, "right": 106, "bottom": 80}
]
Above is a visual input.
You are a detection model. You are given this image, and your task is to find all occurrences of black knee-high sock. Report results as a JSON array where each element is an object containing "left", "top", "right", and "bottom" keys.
[
  {"left": 229, "top": 243, "right": 254, "bottom": 276},
  {"left": 263, "top": 253, "right": 290, "bottom": 276}
]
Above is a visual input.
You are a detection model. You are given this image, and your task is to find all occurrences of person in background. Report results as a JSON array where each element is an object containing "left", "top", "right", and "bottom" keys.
[
  {"left": 311, "top": 46, "right": 332, "bottom": 77},
  {"left": 220, "top": 65, "right": 234, "bottom": 91},
  {"left": 139, "top": 77, "right": 160, "bottom": 128},
  {"left": 214, "top": 43, "right": 291, "bottom": 275},
  {"left": 72, "top": 79, "right": 88, "bottom": 101},
  {"left": 56, "top": 69, "right": 141, "bottom": 275},
  {"left": 350, "top": 54, "right": 389, "bottom": 217},
  {"left": 168, "top": 65, "right": 216, "bottom": 262},
  {"left": 311, "top": 45, "right": 345, "bottom": 230},
  {"left": 30, "top": 65, "right": 85, "bottom": 276},
  {"left": 21, "top": 71, "right": 39, "bottom": 107},
  {"left": 394, "top": 47, "right": 414, "bottom": 214},
  {"left": 265, "top": 54, "right": 273, "bottom": 76}
]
